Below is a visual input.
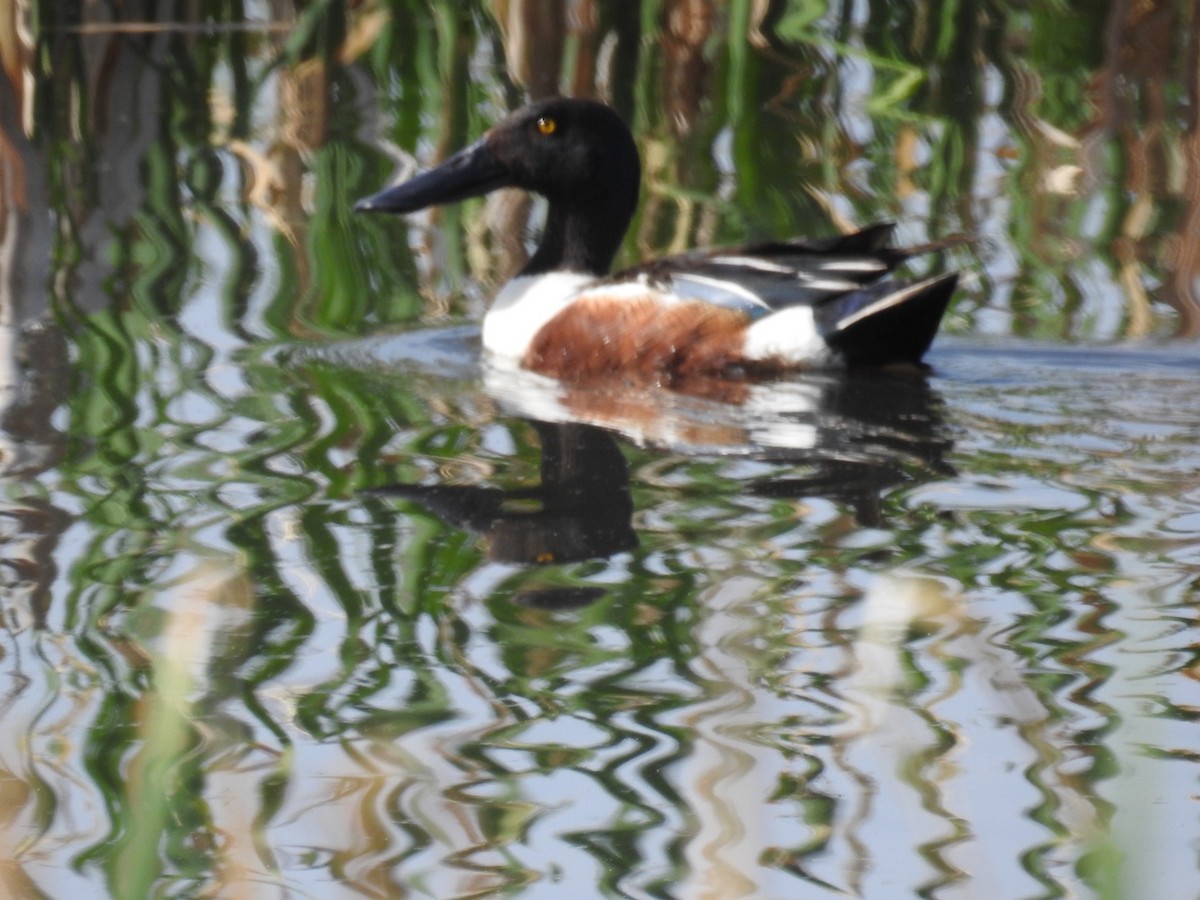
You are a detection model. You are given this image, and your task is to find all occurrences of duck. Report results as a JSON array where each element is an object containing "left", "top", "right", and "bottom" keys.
[{"left": 355, "top": 97, "right": 964, "bottom": 384}]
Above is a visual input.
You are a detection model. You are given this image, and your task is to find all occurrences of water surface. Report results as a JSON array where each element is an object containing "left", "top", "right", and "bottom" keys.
[{"left": 2, "top": 2, "right": 1199, "bottom": 897}]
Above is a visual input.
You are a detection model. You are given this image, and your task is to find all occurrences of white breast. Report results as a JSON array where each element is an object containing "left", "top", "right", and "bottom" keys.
[{"left": 482, "top": 273, "right": 595, "bottom": 360}]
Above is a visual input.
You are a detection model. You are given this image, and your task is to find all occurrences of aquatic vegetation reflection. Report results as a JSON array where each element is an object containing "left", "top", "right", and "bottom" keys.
[{"left": 1, "top": 1, "right": 1199, "bottom": 897}]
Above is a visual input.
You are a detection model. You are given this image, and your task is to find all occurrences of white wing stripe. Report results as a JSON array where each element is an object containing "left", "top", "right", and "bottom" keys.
[{"left": 708, "top": 255, "right": 794, "bottom": 273}]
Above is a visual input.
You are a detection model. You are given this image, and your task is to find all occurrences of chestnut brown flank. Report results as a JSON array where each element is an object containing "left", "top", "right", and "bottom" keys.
[{"left": 523, "top": 294, "right": 755, "bottom": 382}]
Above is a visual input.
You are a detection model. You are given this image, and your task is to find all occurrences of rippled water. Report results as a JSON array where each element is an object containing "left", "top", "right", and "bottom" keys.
[{"left": 3, "top": 3, "right": 1200, "bottom": 898}]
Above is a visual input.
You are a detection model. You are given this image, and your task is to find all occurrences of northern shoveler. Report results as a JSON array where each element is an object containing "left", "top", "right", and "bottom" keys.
[{"left": 356, "top": 97, "right": 963, "bottom": 383}]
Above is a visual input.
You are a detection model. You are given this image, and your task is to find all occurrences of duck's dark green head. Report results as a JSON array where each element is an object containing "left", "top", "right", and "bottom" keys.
[{"left": 356, "top": 97, "right": 641, "bottom": 275}]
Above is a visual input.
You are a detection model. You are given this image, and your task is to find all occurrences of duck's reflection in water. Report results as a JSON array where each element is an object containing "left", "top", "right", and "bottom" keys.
[
  {"left": 740, "top": 370, "right": 956, "bottom": 527},
  {"left": 372, "top": 366, "right": 953, "bottom": 606},
  {"left": 485, "top": 361, "right": 951, "bottom": 464},
  {"left": 369, "top": 421, "right": 636, "bottom": 607}
]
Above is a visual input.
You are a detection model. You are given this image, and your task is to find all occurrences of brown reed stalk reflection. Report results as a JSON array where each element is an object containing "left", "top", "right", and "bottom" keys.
[
  {"left": 0, "top": 17, "right": 70, "bottom": 623},
  {"left": 1099, "top": 0, "right": 1200, "bottom": 335}
]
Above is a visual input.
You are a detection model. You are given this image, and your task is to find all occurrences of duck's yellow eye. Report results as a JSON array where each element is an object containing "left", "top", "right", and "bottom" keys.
[{"left": 536, "top": 116, "right": 557, "bottom": 136}]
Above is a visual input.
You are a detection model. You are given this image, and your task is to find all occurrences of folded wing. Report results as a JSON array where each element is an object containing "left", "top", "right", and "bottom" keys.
[{"left": 614, "top": 223, "right": 966, "bottom": 366}]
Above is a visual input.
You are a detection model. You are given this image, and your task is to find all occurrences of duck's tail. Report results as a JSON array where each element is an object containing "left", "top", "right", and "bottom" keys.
[{"left": 818, "top": 273, "right": 959, "bottom": 367}]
